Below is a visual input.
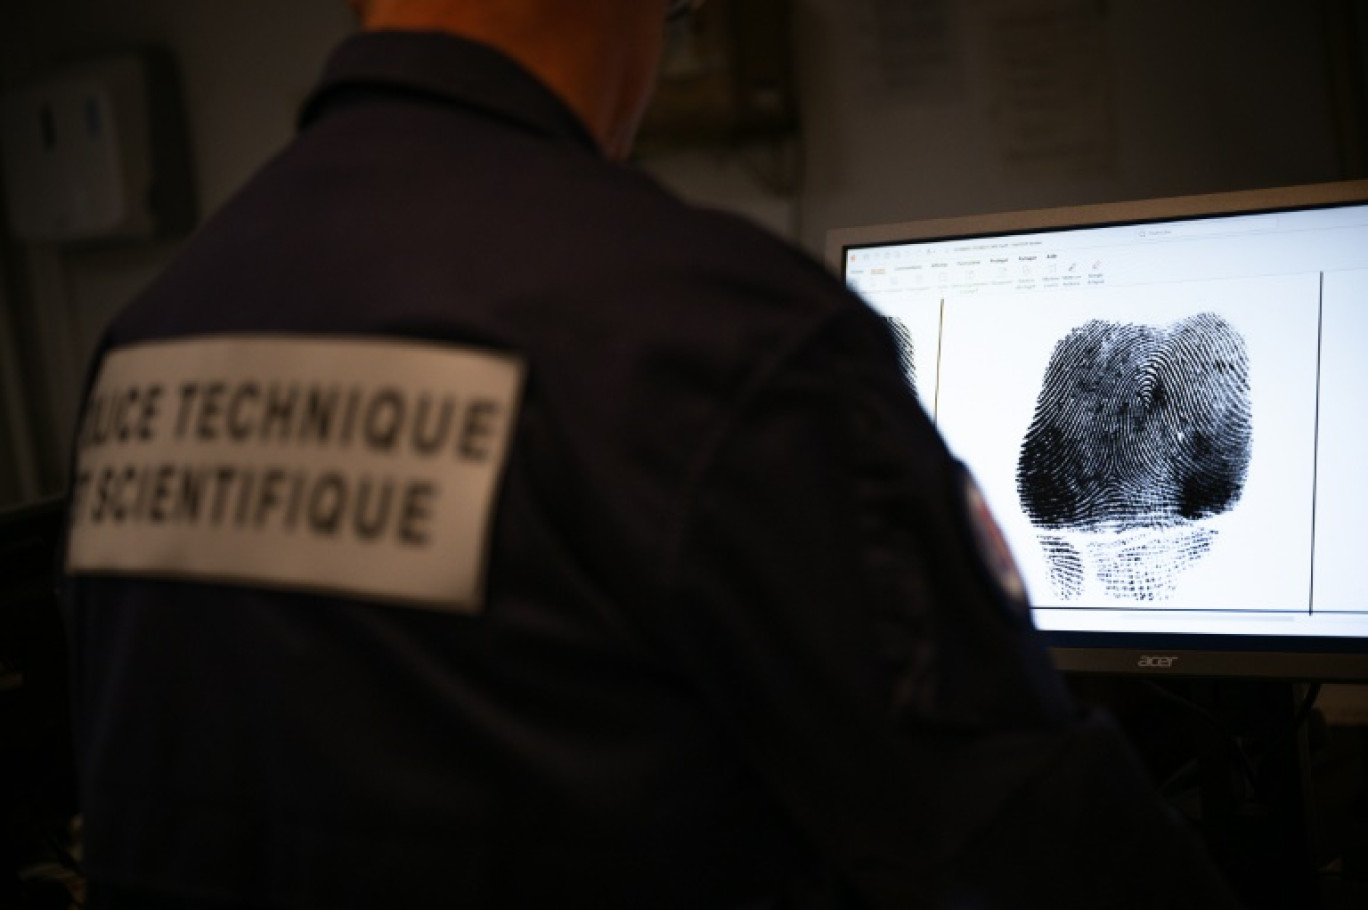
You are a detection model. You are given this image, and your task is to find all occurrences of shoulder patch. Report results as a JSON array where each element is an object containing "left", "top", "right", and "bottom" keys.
[
  {"left": 959, "top": 465, "right": 1030, "bottom": 614},
  {"left": 65, "top": 335, "right": 524, "bottom": 613}
]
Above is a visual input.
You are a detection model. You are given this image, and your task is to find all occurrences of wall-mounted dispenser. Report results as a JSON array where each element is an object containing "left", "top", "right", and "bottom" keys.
[{"left": 0, "top": 50, "right": 196, "bottom": 245}]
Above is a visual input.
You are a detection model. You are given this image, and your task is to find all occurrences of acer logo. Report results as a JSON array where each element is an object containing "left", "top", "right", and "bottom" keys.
[{"left": 1137, "top": 655, "right": 1179, "bottom": 669}]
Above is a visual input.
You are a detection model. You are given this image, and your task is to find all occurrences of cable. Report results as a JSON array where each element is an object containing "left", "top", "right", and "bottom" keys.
[
  {"left": 1142, "top": 678, "right": 1259, "bottom": 794},
  {"left": 1142, "top": 679, "right": 1325, "bottom": 807}
]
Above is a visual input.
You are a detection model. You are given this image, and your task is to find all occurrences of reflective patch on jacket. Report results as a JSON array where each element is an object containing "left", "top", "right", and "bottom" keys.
[{"left": 66, "top": 335, "right": 523, "bottom": 612}]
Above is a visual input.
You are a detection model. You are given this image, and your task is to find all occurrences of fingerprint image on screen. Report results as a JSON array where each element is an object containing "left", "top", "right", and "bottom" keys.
[
  {"left": 1016, "top": 313, "right": 1252, "bottom": 601},
  {"left": 885, "top": 317, "right": 918, "bottom": 396}
]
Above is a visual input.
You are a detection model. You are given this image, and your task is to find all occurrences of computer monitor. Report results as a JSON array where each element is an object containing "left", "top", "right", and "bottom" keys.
[{"left": 828, "top": 180, "right": 1368, "bottom": 681}]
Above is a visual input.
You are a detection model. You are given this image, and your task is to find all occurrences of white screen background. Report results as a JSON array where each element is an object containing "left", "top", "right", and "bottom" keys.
[{"left": 1313, "top": 269, "right": 1368, "bottom": 611}]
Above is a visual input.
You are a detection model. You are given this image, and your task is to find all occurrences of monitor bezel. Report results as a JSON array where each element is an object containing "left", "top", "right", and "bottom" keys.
[{"left": 827, "top": 180, "right": 1368, "bottom": 681}]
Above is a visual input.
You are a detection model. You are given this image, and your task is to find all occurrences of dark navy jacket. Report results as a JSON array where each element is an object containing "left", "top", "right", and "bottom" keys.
[{"left": 64, "top": 30, "right": 1239, "bottom": 910}]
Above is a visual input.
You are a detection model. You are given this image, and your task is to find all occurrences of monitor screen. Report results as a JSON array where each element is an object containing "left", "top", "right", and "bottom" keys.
[{"left": 827, "top": 181, "right": 1368, "bottom": 680}]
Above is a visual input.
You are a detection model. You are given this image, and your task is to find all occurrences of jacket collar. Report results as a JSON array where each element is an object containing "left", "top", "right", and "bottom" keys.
[{"left": 299, "top": 30, "right": 601, "bottom": 155}]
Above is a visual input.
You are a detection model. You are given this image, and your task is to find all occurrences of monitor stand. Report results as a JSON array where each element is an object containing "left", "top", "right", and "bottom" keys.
[{"left": 1185, "top": 680, "right": 1321, "bottom": 909}]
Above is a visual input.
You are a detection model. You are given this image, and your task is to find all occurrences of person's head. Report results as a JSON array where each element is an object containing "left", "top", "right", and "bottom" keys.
[{"left": 347, "top": 0, "right": 693, "bottom": 160}]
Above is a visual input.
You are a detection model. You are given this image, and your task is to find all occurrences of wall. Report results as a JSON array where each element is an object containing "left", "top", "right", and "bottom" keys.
[
  {"left": 0, "top": 0, "right": 352, "bottom": 500},
  {"left": 0, "top": 271, "right": 38, "bottom": 504},
  {"left": 777, "top": 0, "right": 1338, "bottom": 251},
  {"left": 0, "top": 0, "right": 1353, "bottom": 505}
]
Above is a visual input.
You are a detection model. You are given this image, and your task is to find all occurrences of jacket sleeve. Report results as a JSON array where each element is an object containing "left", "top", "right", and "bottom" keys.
[{"left": 657, "top": 308, "right": 1242, "bottom": 909}]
